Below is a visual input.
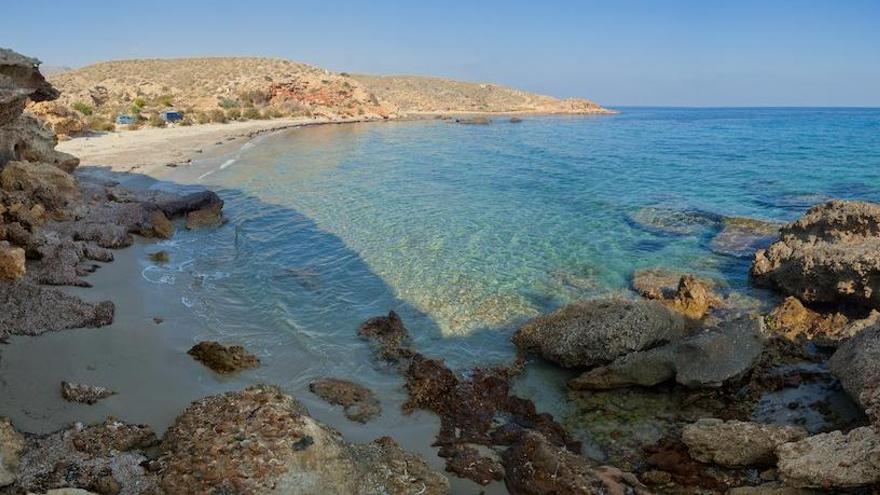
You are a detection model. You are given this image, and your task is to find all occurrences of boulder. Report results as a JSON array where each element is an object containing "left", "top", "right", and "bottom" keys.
[
  {"left": 0, "top": 418, "right": 24, "bottom": 488},
  {"left": 0, "top": 48, "right": 58, "bottom": 126},
  {"left": 157, "top": 385, "right": 448, "bottom": 494},
  {"left": 828, "top": 325, "right": 880, "bottom": 408},
  {"left": 681, "top": 418, "right": 807, "bottom": 467},
  {"left": 765, "top": 296, "right": 849, "bottom": 343},
  {"left": 512, "top": 298, "right": 687, "bottom": 368},
  {"left": 1, "top": 160, "right": 79, "bottom": 210},
  {"left": 60, "top": 381, "right": 115, "bottom": 405},
  {"left": 776, "top": 427, "right": 880, "bottom": 489},
  {"left": 0, "top": 240, "right": 25, "bottom": 279},
  {"left": 752, "top": 200, "right": 880, "bottom": 309},
  {"left": 185, "top": 203, "right": 222, "bottom": 229},
  {"left": 309, "top": 378, "right": 381, "bottom": 423},
  {"left": 187, "top": 341, "right": 260, "bottom": 373},
  {"left": 710, "top": 216, "right": 781, "bottom": 258},
  {"left": 570, "top": 317, "right": 765, "bottom": 389},
  {"left": 0, "top": 114, "right": 79, "bottom": 171},
  {"left": 0, "top": 280, "right": 113, "bottom": 337}
]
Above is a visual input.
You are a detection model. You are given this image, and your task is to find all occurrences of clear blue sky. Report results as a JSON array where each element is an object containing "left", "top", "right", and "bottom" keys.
[{"left": 6, "top": 0, "right": 879, "bottom": 106}]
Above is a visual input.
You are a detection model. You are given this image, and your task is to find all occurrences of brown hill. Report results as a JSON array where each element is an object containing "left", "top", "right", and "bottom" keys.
[{"left": 352, "top": 74, "right": 611, "bottom": 114}]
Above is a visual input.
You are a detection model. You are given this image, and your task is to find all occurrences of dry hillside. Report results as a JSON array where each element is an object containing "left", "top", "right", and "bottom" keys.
[{"left": 352, "top": 74, "right": 611, "bottom": 114}]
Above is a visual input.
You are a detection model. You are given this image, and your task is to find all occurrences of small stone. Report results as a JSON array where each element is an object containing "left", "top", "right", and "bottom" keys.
[
  {"left": 187, "top": 341, "right": 260, "bottom": 373},
  {"left": 309, "top": 378, "right": 381, "bottom": 423},
  {"left": 0, "top": 241, "right": 25, "bottom": 280},
  {"left": 148, "top": 250, "right": 170, "bottom": 264},
  {"left": 60, "top": 381, "right": 115, "bottom": 405}
]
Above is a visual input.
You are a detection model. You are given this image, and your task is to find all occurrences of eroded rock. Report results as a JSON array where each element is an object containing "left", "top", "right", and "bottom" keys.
[
  {"left": 309, "top": 378, "right": 381, "bottom": 423},
  {"left": 0, "top": 240, "right": 25, "bottom": 279},
  {"left": 710, "top": 216, "right": 782, "bottom": 258},
  {"left": 633, "top": 269, "right": 722, "bottom": 320},
  {"left": 681, "top": 418, "right": 807, "bottom": 467},
  {"left": 187, "top": 341, "right": 260, "bottom": 373},
  {"left": 828, "top": 325, "right": 880, "bottom": 408},
  {"left": 765, "top": 296, "right": 849, "bottom": 344},
  {"left": 776, "top": 426, "right": 880, "bottom": 489},
  {"left": 0, "top": 280, "right": 113, "bottom": 338},
  {"left": 61, "top": 381, "right": 116, "bottom": 405},
  {"left": 512, "top": 298, "right": 687, "bottom": 368},
  {"left": 0, "top": 418, "right": 25, "bottom": 488}
]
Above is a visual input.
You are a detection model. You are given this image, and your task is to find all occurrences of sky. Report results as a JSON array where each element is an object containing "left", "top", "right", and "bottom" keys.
[{"left": 5, "top": 0, "right": 880, "bottom": 107}]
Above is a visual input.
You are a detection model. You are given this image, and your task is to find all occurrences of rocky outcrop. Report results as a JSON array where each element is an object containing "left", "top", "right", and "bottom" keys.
[
  {"left": 60, "top": 381, "right": 115, "bottom": 405},
  {"left": 156, "top": 385, "right": 448, "bottom": 494},
  {"left": 1, "top": 160, "right": 79, "bottom": 209},
  {"left": 0, "top": 418, "right": 24, "bottom": 488},
  {"left": 681, "top": 419, "right": 806, "bottom": 467},
  {"left": 512, "top": 298, "right": 687, "bottom": 368},
  {"left": 752, "top": 200, "right": 880, "bottom": 309},
  {"left": 569, "top": 317, "right": 765, "bottom": 389},
  {"left": 632, "top": 269, "right": 722, "bottom": 320},
  {"left": 187, "top": 341, "right": 260, "bottom": 373},
  {"left": 0, "top": 280, "right": 113, "bottom": 337},
  {"left": 776, "top": 426, "right": 880, "bottom": 489},
  {"left": 828, "top": 325, "right": 880, "bottom": 408},
  {"left": 309, "top": 378, "right": 382, "bottom": 423},
  {"left": 765, "top": 296, "right": 849, "bottom": 344}
]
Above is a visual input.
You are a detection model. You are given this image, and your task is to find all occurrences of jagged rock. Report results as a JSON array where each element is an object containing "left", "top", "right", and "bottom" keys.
[
  {"left": 512, "top": 298, "right": 687, "bottom": 368},
  {"left": 1, "top": 418, "right": 25, "bottom": 488},
  {"left": 828, "top": 325, "right": 880, "bottom": 408},
  {"left": 0, "top": 48, "right": 58, "bottom": 126},
  {"left": 501, "top": 431, "right": 649, "bottom": 495},
  {"left": 776, "top": 426, "right": 880, "bottom": 489},
  {"left": 10, "top": 419, "right": 158, "bottom": 495},
  {"left": 156, "top": 385, "right": 448, "bottom": 494},
  {"left": 0, "top": 240, "right": 25, "bottom": 279},
  {"left": 26, "top": 100, "right": 87, "bottom": 139},
  {"left": 710, "top": 216, "right": 782, "bottom": 258},
  {"left": 569, "top": 317, "right": 765, "bottom": 389},
  {"left": 1, "top": 160, "right": 79, "bottom": 210},
  {"left": 60, "top": 381, "right": 115, "bottom": 405},
  {"left": 187, "top": 341, "right": 260, "bottom": 373},
  {"left": 0, "top": 114, "right": 79, "bottom": 172},
  {"left": 765, "top": 296, "right": 849, "bottom": 343},
  {"left": 358, "top": 310, "right": 413, "bottom": 361},
  {"left": 309, "top": 378, "right": 382, "bottom": 423},
  {"left": 752, "top": 200, "right": 880, "bottom": 309},
  {"left": 681, "top": 419, "right": 807, "bottom": 467},
  {"left": 632, "top": 269, "right": 722, "bottom": 320},
  {"left": 0, "top": 280, "right": 113, "bottom": 337}
]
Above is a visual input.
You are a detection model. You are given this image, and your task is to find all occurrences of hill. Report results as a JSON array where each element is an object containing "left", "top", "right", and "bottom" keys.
[{"left": 352, "top": 74, "right": 611, "bottom": 114}]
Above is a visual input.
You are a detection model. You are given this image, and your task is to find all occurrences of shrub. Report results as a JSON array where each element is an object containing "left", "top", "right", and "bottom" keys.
[
  {"left": 196, "top": 112, "right": 211, "bottom": 124},
  {"left": 71, "top": 101, "right": 93, "bottom": 116},
  {"left": 155, "top": 94, "right": 174, "bottom": 107},
  {"left": 226, "top": 108, "right": 241, "bottom": 120},
  {"left": 218, "top": 97, "right": 239, "bottom": 109},
  {"left": 238, "top": 89, "right": 271, "bottom": 107},
  {"left": 209, "top": 109, "right": 227, "bottom": 123},
  {"left": 265, "top": 108, "right": 283, "bottom": 119},
  {"left": 179, "top": 116, "right": 193, "bottom": 126},
  {"left": 132, "top": 97, "right": 146, "bottom": 108},
  {"left": 242, "top": 107, "right": 261, "bottom": 120},
  {"left": 147, "top": 114, "right": 166, "bottom": 127},
  {"left": 87, "top": 116, "right": 115, "bottom": 132}
]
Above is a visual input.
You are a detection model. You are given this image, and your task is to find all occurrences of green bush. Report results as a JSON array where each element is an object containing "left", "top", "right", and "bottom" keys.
[
  {"left": 226, "top": 108, "right": 241, "bottom": 120},
  {"left": 242, "top": 107, "right": 261, "bottom": 120},
  {"left": 218, "top": 97, "right": 239, "bottom": 109},
  {"left": 132, "top": 97, "right": 146, "bottom": 108},
  {"left": 71, "top": 101, "right": 93, "bottom": 116},
  {"left": 155, "top": 94, "right": 174, "bottom": 107},
  {"left": 264, "top": 108, "right": 284, "bottom": 119},
  {"left": 196, "top": 112, "right": 211, "bottom": 124},
  {"left": 147, "top": 114, "right": 166, "bottom": 127},
  {"left": 209, "top": 109, "right": 227, "bottom": 123},
  {"left": 238, "top": 89, "right": 271, "bottom": 107},
  {"left": 87, "top": 116, "right": 114, "bottom": 132}
]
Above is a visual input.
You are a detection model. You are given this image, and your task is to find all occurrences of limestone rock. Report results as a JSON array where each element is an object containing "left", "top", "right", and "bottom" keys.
[
  {"left": 710, "top": 216, "right": 782, "bottom": 258},
  {"left": 309, "top": 378, "right": 381, "bottom": 423},
  {"left": 632, "top": 269, "right": 722, "bottom": 320},
  {"left": 1, "top": 418, "right": 25, "bottom": 488},
  {"left": 1, "top": 160, "right": 79, "bottom": 210},
  {"left": 828, "top": 325, "right": 880, "bottom": 408},
  {"left": 185, "top": 203, "right": 222, "bottom": 229},
  {"left": 776, "top": 427, "right": 880, "bottom": 489},
  {"left": 26, "top": 100, "right": 87, "bottom": 139},
  {"left": 765, "top": 296, "right": 849, "bottom": 343},
  {"left": 60, "top": 381, "right": 115, "bottom": 405},
  {"left": 512, "top": 298, "right": 687, "bottom": 368},
  {"left": 751, "top": 200, "right": 880, "bottom": 309},
  {"left": 727, "top": 483, "right": 820, "bottom": 495},
  {"left": 0, "top": 240, "right": 25, "bottom": 279},
  {"left": 157, "top": 385, "right": 448, "bottom": 494},
  {"left": 0, "top": 280, "right": 113, "bottom": 337},
  {"left": 187, "top": 341, "right": 260, "bottom": 373},
  {"left": 0, "top": 114, "right": 79, "bottom": 171},
  {"left": 681, "top": 418, "right": 807, "bottom": 467}
]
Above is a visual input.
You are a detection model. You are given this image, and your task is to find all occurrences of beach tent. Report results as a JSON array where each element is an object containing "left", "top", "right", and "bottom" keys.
[
  {"left": 159, "top": 109, "right": 184, "bottom": 122},
  {"left": 115, "top": 114, "right": 136, "bottom": 125}
]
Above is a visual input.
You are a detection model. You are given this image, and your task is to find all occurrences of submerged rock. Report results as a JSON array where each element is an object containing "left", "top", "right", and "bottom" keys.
[
  {"left": 512, "top": 298, "right": 686, "bottom": 368},
  {"left": 776, "top": 426, "right": 880, "bottom": 489},
  {"left": 187, "top": 341, "right": 260, "bottom": 373},
  {"left": 570, "top": 317, "right": 765, "bottom": 389},
  {"left": 454, "top": 116, "right": 491, "bottom": 125},
  {"left": 752, "top": 200, "right": 880, "bottom": 309},
  {"left": 681, "top": 418, "right": 806, "bottom": 467},
  {"left": 828, "top": 325, "right": 880, "bottom": 409},
  {"left": 0, "top": 418, "right": 24, "bottom": 488},
  {"left": 309, "top": 378, "right": 382, "bottom": 423},
  {"left": 156, "top": 385, "right": 448, "bottom": 494},
  {"left": 627, "top": 207, "right": 721, "bottom": 236},
  {"left": 710, "top": 216, "right": 782, "bottom": 258},
  {"left": 60, "top": 381, "right": 115, "bottom": 405}
]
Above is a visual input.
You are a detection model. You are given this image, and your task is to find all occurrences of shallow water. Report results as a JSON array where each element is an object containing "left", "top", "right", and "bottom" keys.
[{"left": 2, "top": 108, "right": 879, "bottom": 492}]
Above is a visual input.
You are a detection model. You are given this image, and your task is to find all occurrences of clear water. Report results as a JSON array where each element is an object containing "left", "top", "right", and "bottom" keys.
[{"left": 2, "top": 108, "right": 879, "bottom": 493}]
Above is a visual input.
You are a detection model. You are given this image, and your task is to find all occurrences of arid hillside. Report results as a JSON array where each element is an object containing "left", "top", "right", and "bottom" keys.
[{"left": 352, "top": 74, "right": 612, "bottom": 114}]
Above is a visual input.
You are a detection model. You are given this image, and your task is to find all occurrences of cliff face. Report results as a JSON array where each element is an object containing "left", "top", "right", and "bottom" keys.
[{"left": 352, "top": 74, "right": 613, "bottom": 114}]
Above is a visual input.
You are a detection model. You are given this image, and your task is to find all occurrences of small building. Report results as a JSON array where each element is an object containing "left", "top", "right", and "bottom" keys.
[
  {"left": 115, "top": 114, "right": 136, "bottom": 125},
  {"left": 159, "top": 109, "right": 184, "bottom": 122}
]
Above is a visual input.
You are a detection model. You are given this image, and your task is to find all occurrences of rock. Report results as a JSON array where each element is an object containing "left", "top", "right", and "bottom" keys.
[
  {"left": 157, "top": 385, "right": 448, "bottom": 494},
  {"left": 147, "top": 209, "right": 173, "bottom": 238},
  {"left": 512, "top": 298, "right": 687, "bottom": 368},
  {"left": 1, "top": 418, "right": 25, "bottom": 487},
  {"left": 185, "top": 204, "right": 222, "bottom": 229},
  {"left": 309, "top": 378, "right": 382, "bottom": 423},
  {"left": 501, "top": 431, "right": 649, "bottom": 495},
  {"left": 570, "top": 316, "right": 765, "bottom": 389},
  {"left": 455, "top": 116, "right": 491, "bottom": 125},
  {"left": 681, "top": 418, "right": 807, "bottom": 467},
  {"left": 27, "top": 100, "right": 87, "bottom": 139},
  {"left": 776, "top": 426, "right": 880, "bottom": 489},
  {"left": 828, "top": 325, "right": 880, "bottom": 408},
  {"left": 628, "top": 207, "right": 721, "bottom": 236},
  {"left": 357, "top": 311, "right": 413, "bottom": 361},
  {"left": 187, "top": 341, "right": 260, "bottom": 373},
  {"left": 766, "top": 296, "right": 849, "bottom": 343},
  {"left": 10, "top": 419, "right": 158, "bottom": 495},
  {"left": 509, "top": 117, "right": 523, "bottom": 123},
  {"left": 710, "top": 216, "right": 782, "bottom": 258},
  {"left": 0, "top": 114, "right": 79, "bottom": 171},
  {"left": 0, "top": 240, "right": 25, "bottom": 279},
  {"left": 1, "top": 160, "right": 79, "bottom": 210},
  {"left": 0, "top": 280, "right": 113, "bottom": 337},
  {"left": 632, "top": 269, "right": 722, "bottom": 320},
  {"left": 60, "top": 381, "right": 115, "bottom": 405},
  {"left": 727, "top": 483, "right": 821, "bottom": 494},
  {"left": 154, "top": 190, "right": 223, "bottom": 219},
  {"left": 147, "top": 250, "right": 169, "bottom": 264},
  {"left": 751, "top": 200, "right": 880, "bottom": 309}
]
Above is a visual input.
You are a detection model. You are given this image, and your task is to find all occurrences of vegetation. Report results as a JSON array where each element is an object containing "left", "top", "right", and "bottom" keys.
[
  {"left": 87, "top": 116, "right": 115, "bottom": 132},
  {"left": 147, "top": 114, "right": 166, "bottom": 127},
  {"left": 195, "top": 112, "right": 211, "bottom": 124},
  {"left": 226, "top": 108, "right": 241, "bottom": 120},
  {"left": 242, "top": 107, "right": 261, "bottom": 120},
  {"left": 218, "top": 97, "right": 239, "bottom": 109},
  {"left": 155, "top": 94, "right": 174, "bottom": 107},
  {"left": 209, "top": 109, "right": 227, "bottom": 123},
  {"left": 71, "top": 101, "right": 93, "bottom": 116}
]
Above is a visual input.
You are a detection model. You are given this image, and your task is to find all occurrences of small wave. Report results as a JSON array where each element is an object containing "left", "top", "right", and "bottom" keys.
[{"left": 220, "top": 158, "right": 237, "bottom": 169}]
